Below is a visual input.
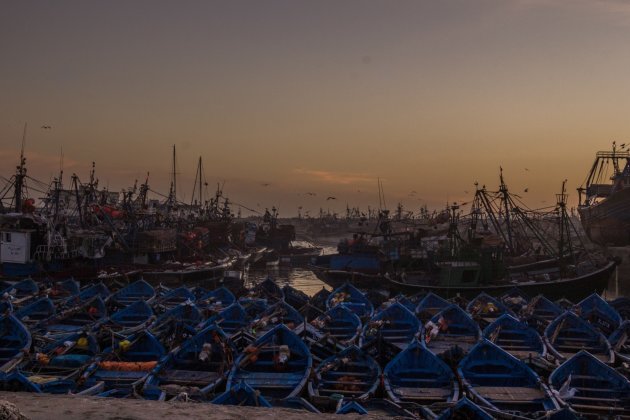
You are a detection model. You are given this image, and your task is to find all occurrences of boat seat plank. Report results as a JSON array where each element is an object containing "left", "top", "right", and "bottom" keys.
[{"left": 474, "top": 386, "right": 545, "bottom": 401}]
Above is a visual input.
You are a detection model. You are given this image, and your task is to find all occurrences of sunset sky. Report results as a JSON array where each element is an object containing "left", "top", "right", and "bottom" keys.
[{"left": 2, "top": 1, "right": 630, "bottom": 216}]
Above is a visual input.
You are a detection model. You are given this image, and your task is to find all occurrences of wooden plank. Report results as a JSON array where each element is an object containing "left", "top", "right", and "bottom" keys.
[{"left": 474, "top": 386, "right": 545, "bottom": 401}]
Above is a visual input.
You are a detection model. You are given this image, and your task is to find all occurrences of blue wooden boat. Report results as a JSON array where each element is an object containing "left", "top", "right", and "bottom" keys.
[
  {"left": 326, "top": 282, "right": 374, "bottom": 319},
  {"left": 335, "top": 399, "right": 415, "bottom": 417},
  {"left": 467, "top": 292, "right": 513, "bottom": 327},
  {"left": 36, "top": 296, "right": 107, "bottom": 338},
  {"left": 203, "top": 303, "right": 249, "bottom": 336},
  {"left": 383, "top": 339, "right": 459, "bottom": 406},
  {"left": 109, "top": 279, "right": 156, "bottom": 308},
  {"left": 422, "top": 304, "right": 481, "bottom": 360},
  {"left": 308, "top": 345, "right": 380, "bottom": 401},
  {"left": 238, "top": 297, "right": 269, "bottom": 320},
  {"left": 576, "top": 293, "right": 622, "bottom": 336},
  {"left": 82, "top": 331, "right": 166, "bottom": 391},
  {"left": 309, "top": 287, "right": 331, "bottom": 313},
  {"left": 549, "top": 350, "right": 630, "bottom": 416},
  {"left": 609, "top": 320, "right": 630, "bottom": 364},
  {"left": 435, "top": 397, "right": 493, "bottom": 420},
  {"left": 18, "top": 332, "right": 99, "bottom": 394},
  {"left": 523, "top": 295, "right": 564, "bottom": 333},
  {"left": 211, "top": 380, "right": 273, "bottom": 407},
  {"left": 458, "top": 339, "right": 559, "bottom": 416},
  {"left": 610, "top": 296, "right": 630, "bottom": 320},
  {"left": 149, "top": 302, "right": 202, "bottom": 345},
  {"left": 75, "top": 282, "right": 110, "bottom": 303},
  {"left": 154, "top": 286, "right": 195, "bottom": 310},
  {"left": 360, "top": 301, "right": 419, "bottom": 351},
  {"left": 282, "top": 284, "right": 309, "bottom": 312},
  {"left": 0, "top": 370, "right": 41, "bottom": 393},
  {"left": 106, "top": 300, "right": 154, "bottom": 333},
  {"left": 415, "top": 292, "right": 450, "bottom": 322},
  {"left": 143, "top": 324, "right": 235, "bottom": 400},
  {"left": 483, "top": 313, "right": 546, "bottom": 360},
  {"left": 295, "top": 305, "right": 360, "bottom": 364},
  {"left": 308, "top": 305, "right": 362, "bottom": 345},
  {"left": 500, "top": 287, "right": 530, "bottom": 314},
  {"left": 196, "top": 286, "right": 236, "bottom": 312},
  {"left": 1, "top": 278, "right": 39, "bottom": 304},
  {"left": 227, "top": 324, "right": 312, "bottom": 399},
  {"left": 14, "top": 297, "right": 56, "bottom": 326},
  {"left": 388, "top": 293, "right": 416, "bottom": 313},
  {"left": 544, "top": 311, "right": 614, "bottom": 363},
  {"left": 48, "top": 278, "right": 81, "bottom": 303},
  {"left": 249, "top": 301, "right": 304, "bottom": 337},
  {"left": 250, "top": 277, "right": 284, "bottom": 303},
  {"left": 0, "top": 314, "right": 31, "bottom": 371}
]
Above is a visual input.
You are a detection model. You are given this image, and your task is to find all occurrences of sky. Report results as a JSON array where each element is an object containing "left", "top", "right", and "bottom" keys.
[{"left": 2, "top": 0, "right": 630, "bottom": 216}]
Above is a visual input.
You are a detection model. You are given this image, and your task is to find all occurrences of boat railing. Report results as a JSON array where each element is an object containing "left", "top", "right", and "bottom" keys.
[{"left": 33, "top": 244, "right": 79, "bottom": 261}]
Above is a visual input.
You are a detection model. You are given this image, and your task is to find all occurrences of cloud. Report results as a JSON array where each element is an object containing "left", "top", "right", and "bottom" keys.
[{"left": 293, "top": 168, "right": 374, "bottom": 185}]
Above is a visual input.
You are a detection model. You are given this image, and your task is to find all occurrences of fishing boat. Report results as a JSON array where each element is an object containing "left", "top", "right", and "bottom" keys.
[
  {"left": 415, "top": 292, "right": 449, "bottom": 322},
  {"left": 386, "top": 293, "right": 417, "bottom": 313},
  {"left": 609, "top": 320, "right": 630, "bottom": 363},
  {"left": 73, "top": 282, "right": 110, "bottom": 304},
  {"left": 103, "top": 300, "right": 154, "bottom": 334},
  {"left": 0, "top": 278, "right": 39, "bottom": 305},
  {"left": 47, "top": 278, "right": 81, "bottom": 303},
  {"left": 226, "top": 324, "right": 312, "bottom": 399},
  {"left": 281, "top": 284, "right": 309, "bottom": 312},
  {"left": 326, "top": 282, "right": 374, "bottom": 319},
  {"left": 360, "top": 301, "right": 419, "bottom": 351},
  {"left": 500, "top": 288, "right": 530, "bottom": 314},
  {"left": 434, "top": 397, "right": 493, "bottom": 420},
  {"left": 14, "top": 297, "right": 56, "bottom": 326},
  {"left": 577, "top": 143, "right": 630, "bottom": 246},
  {"left": 483, "top": 313, "right": 546, "bottom": 361},
  {"left": 544, "top": 311, "right": 614, "bottom": 363},
  {"left": 202, "top": 303, "right": 249, "bottom": 336},
  {"left": 210, "top": 380, "right": 273, "bottom": 407},
  {"left": 383, "top": 339, "right": 459, "bottom": 406},
  {"left": 196, "top": 286, "right": 235, "bottom": 313},
  {"left": 575, "top": 293, "right": 622, "bottom": 336},
  {"left": 467, "top": 292, "right": 514, "bottom": 327},
  {"left": 108, "top": 279, "right": 156, "bottom": 308},
  {"left": 549, "top": 350, "right": 630, "bottom": 416},
  {"left": 307, "top": 305, "right": 362, "bottom": 345},
  {"left": 308, "top": 345, "right": 380, "bottom": 402},
  {"left": 149, "top": 302, "right": 202, "bottom": 345},
  {"left": 0, "top": 314, "right": 31, "bottom": 372},
  {"left": 35, "top": 296, "right": 107, "bottom": 338},
  {"left": 458, "top": 339, "right": 559, "bottom": 416},
  {"left": 422, "top": 304, "right": 481, "bottom": 361},
  {"left": 17, "top": 332, "right": 99, "bottom": 394},
  {"left": 154, "top": 286, "right": 195, "bottom": 311},
  {"left": 309, "top": 287, "right": 331, "bottom": 313},
  {"left": 610, "top": 296, "right": 630, "bottom": 321},
  {"left": 522, "top": 295, "right": 564, "bottom": 333},
  {"left": 143, "top": 324, "right": 235, "bottom": 400},
  {"left": 249, "top": 277, "right": 284, "bottom": 303},
  {"left": 248, "top": 300, "right": 304, "bottom": 337},
  {"left": 81, "top": 331, "right": 166, "bottom": 392}
]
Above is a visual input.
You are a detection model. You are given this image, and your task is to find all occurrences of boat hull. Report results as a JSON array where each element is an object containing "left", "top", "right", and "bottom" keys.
[{"left": 578, "top": 186, "right": 630, "bottom": 246}]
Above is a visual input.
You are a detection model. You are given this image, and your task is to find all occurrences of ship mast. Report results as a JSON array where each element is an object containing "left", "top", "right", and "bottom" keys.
[{"left": 13, "top": 123, "right": 28, "bottom": 213}]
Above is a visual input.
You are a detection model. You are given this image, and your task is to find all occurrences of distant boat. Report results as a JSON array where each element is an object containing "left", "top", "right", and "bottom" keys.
[
  {"left": 577, "top": 143, "right": 630, "bottom": 246},
  {"left": 415, "top": 292, "right": 450, "bottom": 323},
  {"left": 422, "top": 304, "right": 481, "bottom": 360},
  {"left": 575, "top": 293, "right": 622, "bottom": 336},
  {"left": 108, "top": 279, "right": 156, "bottom": 308},
  {"left": 326, "top": 282, "right": 374, "bottom": 319},
  {"left": 483, "top": 313, "right": 546, "bottom": 361},
  {"left": 360, "top": 301, "right": 419, "bottom": 351}
]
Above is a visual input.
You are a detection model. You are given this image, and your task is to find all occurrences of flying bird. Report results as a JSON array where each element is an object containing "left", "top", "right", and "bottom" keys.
[
  {"left": 524, "top": 168, "right": 529, "bottom": 171},
  {"left": 524, "top": 188, "right": 529, "bottom": 192},
  {"left": 41, "top": 125, "right": 52, "bottom": 129},
  {"left": 326, "top": 196, "right": 336, "bottom": 200},
  {"left": 261, "top": 183, "right": 270, "bottom": 187},
  {"left": 305, "top": 192, "right": 316, "bottom": 196},
  {"left": 464, "top": 190, "right": 469, "bottom": 194}
]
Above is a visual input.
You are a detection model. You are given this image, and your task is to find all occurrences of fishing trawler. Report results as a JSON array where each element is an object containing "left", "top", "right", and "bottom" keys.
[{"left": 578, "top": 142, "right": 630, "bottom": 246}]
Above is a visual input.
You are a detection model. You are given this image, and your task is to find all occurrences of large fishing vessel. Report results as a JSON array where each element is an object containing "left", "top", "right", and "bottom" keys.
[{"left": 578, "top": 142, "right": 630, "bottom": 246}]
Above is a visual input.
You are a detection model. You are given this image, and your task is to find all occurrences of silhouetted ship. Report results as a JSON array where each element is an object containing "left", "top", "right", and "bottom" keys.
[{"left": 578, "top": 143, "right": 630, "bottom": 246}]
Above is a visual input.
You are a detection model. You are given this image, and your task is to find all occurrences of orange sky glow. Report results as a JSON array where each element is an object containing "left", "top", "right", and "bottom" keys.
[{"left": 2, "top": 1, "right": 630, "bottom": 216}]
